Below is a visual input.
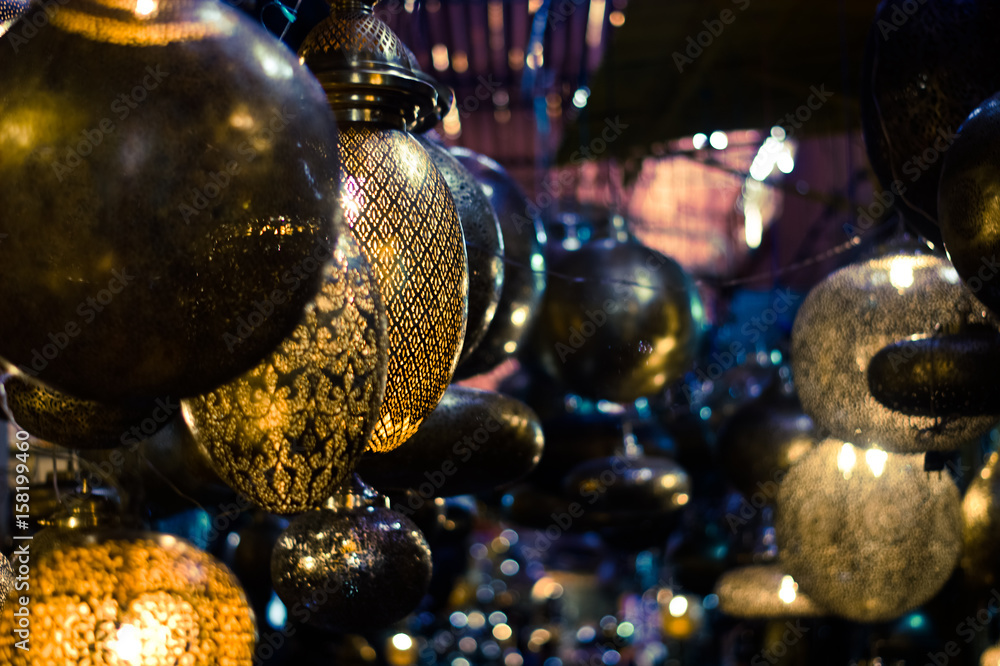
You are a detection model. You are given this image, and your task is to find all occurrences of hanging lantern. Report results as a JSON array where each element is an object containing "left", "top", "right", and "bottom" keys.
[
  {"left": 183, "top": 228, "right": 388, "bottom": 514},
  {"left": 860, "top": 0, "right": 1000, "bottom": 243},
  {"left": 717, "top": 388, "right": 815, "bottom": 504},
  {"left": 0, "top": 370, "right": 167, "bottom": 449},
  {"left": 270, "top": 475, "right": 433, "bottom": 632},
  {"left": 357, "top": 385, "right": 544, "bottom": 498},
  {"left": 939, "top": 92, "right": 1000, "bottom": 317},
  {"left": 451, "top": 147, "right": 548, "bottom": 379},
  {"left": 715, "top": 565, "right": 825, "bottom": 619},
  {"left": 0, "top": 0, "right": 342, "bottom": 404},
  {"left": 791, "top": 251, "right": 1000, "bottom": 452},
  {"left": 776, "top": 438, "right": 962, "bottom": 623},
  {"left": 0, "top": 553, "right": 11, "bottom": 614},
  {"left": 961, "top": 451, "right": 1000, "bottom": 591},
  {"left": 0, "top": 498, "right": 256, "bottom": 664},
  {"left": 0, "top": 0, "right": 26, "bottom": 34},
  {"left": 417, "top": 134, "right": 504, "bottom": 363},
  {"left": 298, "top": 0, "right": 468, "bottom": 453},
  {"left": 530, "top": 237, "right": 702, "bottom": 403}
]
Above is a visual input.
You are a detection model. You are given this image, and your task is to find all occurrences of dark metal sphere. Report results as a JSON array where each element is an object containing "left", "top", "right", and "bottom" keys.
[
  {"left": 451, "top": 147, "right": 547, "bottom": 378},
  {"left": 0, "top": 371, "right": 164, "bottom": 449},
  {"left": 417, "top": 136, "right": 504, "bottom": 364},
  {"left": 271, "top": 503, "right": 432, "bottom": 632},
  {"left": 860, "top": 0, "right": 1000, "bottom": 243},
  {"left": 530, "top": 238, "right": 701, "bottom": 403},
  {"left": 0, "top": 0, "right": 341, "bottom": 402},
  {"left": 939, "top": 93, "right": 1000, "bottom": 318},
  {"left": 357, "top": 385, "right": 544, "bottom": 497}
]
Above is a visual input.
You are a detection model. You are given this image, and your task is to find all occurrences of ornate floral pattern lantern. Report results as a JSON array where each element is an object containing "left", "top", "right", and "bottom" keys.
[{"left": 298, "top": 0, "right": 468, "bottom": 452}]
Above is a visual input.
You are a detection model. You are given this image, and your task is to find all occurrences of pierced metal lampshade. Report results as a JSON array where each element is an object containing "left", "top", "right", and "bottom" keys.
[
  {"left": 270, "top": 475, "right": 433, "bottom": 632},
  {"left": 961, "top": 451, "right": 1000, "bottom": 590},
  {"left": 183, "top": 228, "right": 388, "bottom": 514},
  {"left": 0, "top": 0, "right": 26, "bottom": 34},
  {"left": 791, "top": 251, "right": 1000, "bottom": 452},
  {"left": 715, "top": 565, "right": 825, "bottom": 619},
  {"left": 299, "top": 0, "right": 468, "bottom": 453},
  {"left": 0, "top": 0, "right": 342, "bottom": 403},
  {"left": 0, "top": 500, "right": 256, "bottom": 664},
  {"left": 0, "top": 553, "right": 11, "bottom": 615},
  {"left": 776, "top": 438, "right": 962, "bottom": 623},
  {"left": 1, "top": 370, "right": 166, "bottom": 449},
  {"left": 983, "top": 646, "right": 1000, "bottom": 666}
]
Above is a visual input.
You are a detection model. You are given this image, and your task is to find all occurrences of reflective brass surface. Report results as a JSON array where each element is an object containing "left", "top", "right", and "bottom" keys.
[
  {"left": 791, "top": 252, "right": 1000, "bottom": 452},
  {"left": 715, "top": 565, "right": 825, "bottom": 619},
  {"left": 0, "top": 0, "right": 341, "bottom": 402},
  {"left": 0, "top": 553, "right": 11, "bottom": 615},
  {"left": 940, "top": 93, "right": 1000, "bottom": 317},
  {"left": 271, "top": 479, "right": 432, "bottom": 632},
  {"left": 0, "top": 0, "right": 25, "bottom": 34},
  {"left": 776, "top": 438, "right": 962, "bottom": 623},
  {"left": 1, "top": 371, "right": 163, "bottom": 449},
  {"left": 530, "top": 238, "right": 701, "bottom": 403},
  {"left": 183, "top": 229, "right": 389, "bottom": 514},
  {"left": 297, "top": 0, "right": 439, "bottom": 129},
  {"left": 418, "top": 136, "right": 504, "bottom": 363},
  {"left": 337, "top": 125, "right": 467, "bottom": 452},
  {"left": 358, "top": 386, "right": 543, "bottom": 497},
  {"left": 961, "top": 451, "right": 1000, "bottom": 590},
  {"left": 451, "top": 147, "right": 548, "bottom": 378},
  {"left": 0, "top": 530, "right": 256, "bottom": 665}
]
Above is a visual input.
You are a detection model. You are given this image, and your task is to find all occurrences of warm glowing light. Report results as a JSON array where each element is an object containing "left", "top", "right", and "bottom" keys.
[
  {"left": 609, "top": 9, "right": 625, "bottom": 26},
  {"left": 692, "top": 133, "right": 707, "bottom": 149},
  {"left": 528, "top": 0, "right": 543, "bottom": 12},
  {"left": 838, "top": 442, "right": 857, "bottom": 477},
  {"left": 493, "top": 623, "right": 513, "bottom": 640},
  {"left": 255, "top": 43, "right": 294, "bottom": 80},
  {"left": 573, "top": 87, "right": 590, "bottom": 109},
  {"left": 744, "top": 202, "right": 762, "bottom": 249},
  {"left": 586, "top": 0, "right": 607, "bottom": 48},
  {"left": 865, "top": 448, "right": 888, "bottom": 477},
  {"left": 778, "top": 575, "right": 798, "bottom": 604},
  {"left": 452, "top": 50, "right": 469, "bottom": 73},
  {"left": 511, "top": 306, "right": 528, "bottom": 326},
  {"left": 508, "top": 47, "right": 525, "bottom": 70},
  {"left": 668, "top": 595, "right": 689, "bottom": 617},
  {"left": 134, "top": 0, "right": 157, "bottom": 16},
  {"left": 392, "top": 633, "right": 413, "bottom": 650},
  {"left": 432, "top": 43, "right": 450, "bottom": 72},
  {"left": 709, "top": 131, "right": 728, "bottom": 150},
  {"left": 888, "top": 256, "right": 916, "bottom": 290},
  {"left": 675, "top": 493, "right": 690, "bottom": 506},
  {"left": 443, "top": 104, "right": 462, "bottom": 138}
]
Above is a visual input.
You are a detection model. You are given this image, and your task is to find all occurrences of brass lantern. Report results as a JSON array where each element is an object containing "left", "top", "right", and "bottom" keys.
[
  {"left": 298, "top": 0, "right": 468, "bottom": 452},
  {"left": 0, "top": 0, "right": 25, "bottom": 34},
  {"left": 0, "top": 498, "right": 256, "bottom": 665}
]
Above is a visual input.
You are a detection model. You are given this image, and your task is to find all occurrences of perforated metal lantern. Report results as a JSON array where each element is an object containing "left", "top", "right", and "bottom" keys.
[
  {"left": 0, "top": 553, "right": 11, "bottom": 615},
  {"left": 0, "top": 0, "right": 26, "bottom": 34},
  {"left": 0, "top": 500, "right": 256, "bottom": 665},
  {"left": 0, "top": 370, "right": 166, "bottom": 449},
  {"left": 791, "top": 251, "right": 1000, "bottom": 452},
  {"left": 776, "top": 438, "right": 962, "bottom": 623},
  {"left": 183, "top": 228, "right": 388, "bottom": 514},
  {"left": 299, "top": 0, "right": 468, "bottom": 453},
  {"left": 715, "top": 565, "right": 825, "bottom": 619},
  {"left": 0, "top": 0, "right": 342, "bottom": 403}
]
